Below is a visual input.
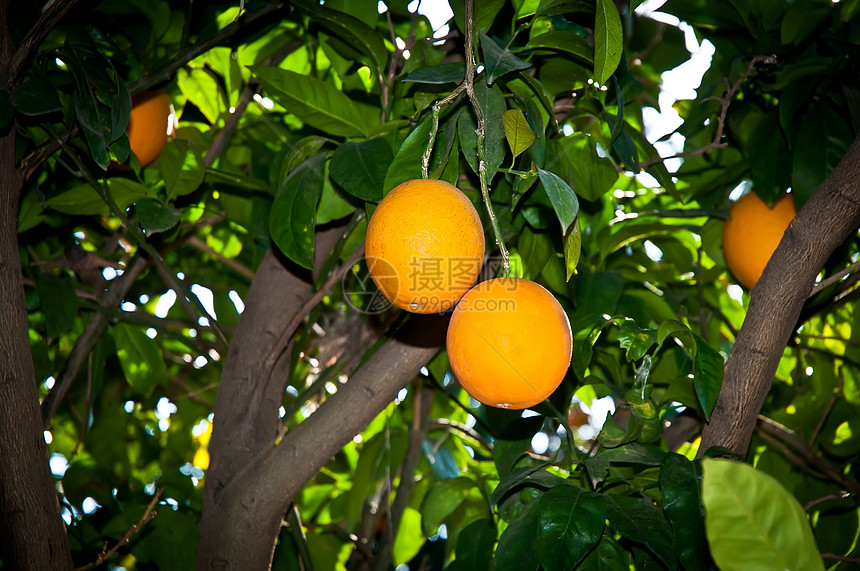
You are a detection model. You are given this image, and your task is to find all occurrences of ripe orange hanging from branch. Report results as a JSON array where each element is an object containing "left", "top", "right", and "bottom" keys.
[
  {"left": 446, "top": 278, "right": 572, "bottom": 410},
  {"left": 722, "top": 192, "right": 797, "bottom": 289},
  {"left": 365, "top": 179, "right": 485, "bottom": 314},
  {"left": 125, "top": 89, "right": 172, "bottom": 167}
]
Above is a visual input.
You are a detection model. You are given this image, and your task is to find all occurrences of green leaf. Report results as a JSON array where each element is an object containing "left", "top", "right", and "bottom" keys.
[
  {"left": 702, "top": 459, "right": 825, "bottom": 571},
  {"left": 617, "top": 319, "right": 656, "bottom": 362},
  {"left": 748, "top": 111, "right": 791, "bottom": 205},
  {"left": 605, "top": 495, "right": 677, "bottom": 569},
  {"left": 475, "top": 79, "right": 508, "bottom": 172},
  {"left": 160, "top": 139, "right": 205, "bottom": 199},
  {"left": 205, "top": 168, "right": 273, "bottom": 193},
  {"left": 594, "top": 0, "right": 623, "bottom": 84},
  {"left": 136, "top": 199, "right": 181, "bottom": 234},
  {"left": 538, "top": 169, "right": 579, "bottom": 233},
  {"left": 316, "top": 179, "right": 355, "bottom": 224},
  {"left": 329, "top": 139, "right": 392, "bottom": 202},
  {"left": 447, "top": 518, "right": 496, "bottom": 571},
  {"left": 270, "top": 153, "right": 325, "bottom": 269},
  {"left": 250, "top": 66, "right": 375, "bottom": 137},
  {"left": 502, "top": 109, "right": 535, "bottom": 161},
  {"left": 481, "top": 32, "right": 531, "bottom": 85},
  {"left": 572, "top": 313, "right": 613, "bottom": 379},
  {"left": 521, "top": 30, "right": 594, "bottom": 64},
  {"left": 177, "top": 66, "right": 227, "bottom": 124},
  {"left": 693, "top": 335, "right": 724, "bottom": 420},
  {"left": 420, "top": 477, "right": 477, "bottom": 536},
  {"left": 75, "top": 93, "right": 111, "bottom": 169},
  {"left": 660, "top": 454, "right": 712, "bottom": 571},
  {"left": 564, "top": 217, "right": 581, "bottom": 280},
  {"left": 403, "top": 63, "right": 466, "bottom": 84},
  {"left": 451, "top": 0, "right": 506, "bottom": 37},
  {"left": 10, "top": 77, "right": 63, "bottom": 116},
  {"left": 535, "top": 485, "right": 606, "bottom": 571},
  {"left": 791, "top": 103, "right": 852, "bottom": 206},
  {"left": 495, "top": 502, "right": 541, "bottom": 571},
  {"left": 112, "top": 322, "right": 167, "bottom": 395},
  {"left": 37, "top": 272, "right": 78, "bottom": 339},
  {"left": 43, "top": 178, "right": 151, "bottom": 216},
  {"left": 561, "top": 137, "right": 619, "bottom": 201},
  {"left": 518, "top": 226, "right": 553, "bottom": 280},
  {"left": 383, "top": 118, "right": 432, "bottom": 193},
  {"left": 292, "top": 0, "right": 387, "bottom": 71}
]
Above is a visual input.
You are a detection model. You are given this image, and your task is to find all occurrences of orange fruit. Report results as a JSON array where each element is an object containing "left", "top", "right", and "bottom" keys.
[
  {"left": 722, "top": 192, "right": 797, "bottom": 289},
  {"left": 126, "top": 89, "right": 171, "bottom": 167},
  {"left": 365, "top": 179, "right": 485, "bottom": 313},
  {"left": 446, "top": 278, "right": 572, "bottom": 409}
]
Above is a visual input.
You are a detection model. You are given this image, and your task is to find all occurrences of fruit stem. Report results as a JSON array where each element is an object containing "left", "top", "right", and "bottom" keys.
[{"left": 463, "top": 0, "right": 510, "bottom": 274}]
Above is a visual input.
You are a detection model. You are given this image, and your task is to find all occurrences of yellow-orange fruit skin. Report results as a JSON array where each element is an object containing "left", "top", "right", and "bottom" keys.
[
  {"left": 126, "top": 89, "right": 171, "bottom": 167},
  {"left": 446, "top": 278, "right": 572, "bottom": 410},
  {"left": 365, "top": 179, "right": 485, "bottom": 314},
  {"left": 722, "top": 192, "right": 797, "bottom": 289}
]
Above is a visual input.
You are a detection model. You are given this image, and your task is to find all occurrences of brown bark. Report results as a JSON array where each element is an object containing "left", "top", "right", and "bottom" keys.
[
  {"left": 700, "top": 133, "right": 860, "bottom": 457},
  {"left": 0, "top": 0, "right": 74, "bottom": 567},
  {"left": 197, "top": 223, "right": 444, "bottom": 568}
]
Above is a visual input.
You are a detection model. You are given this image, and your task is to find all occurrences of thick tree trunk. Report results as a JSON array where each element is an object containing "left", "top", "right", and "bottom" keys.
[
  {"left": 197, "top": 223, "right": 444, "bottom": 569},
  {"left": 0, "top": 135, "right": 74, "bottom": 568},
  {"left": 701, "top": 133, "right": 860, "bottom": 457}
]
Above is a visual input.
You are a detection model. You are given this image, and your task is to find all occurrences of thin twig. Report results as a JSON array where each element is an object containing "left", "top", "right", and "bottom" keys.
[
  {"left": 42, "top": 256, "right": 149, "bottom": 424},
  {"left": 8, "top": 0, "right": 84, "bottom": 85},
  {"left": 186, "top": 236, "right": 254, "bottom": 280},
  {"left": 808, "top": 258, "right": 860, "bottom": 298},
  {"left": 73, "top": 488, "right": 163, "bottom": 571},
  {"left": 639, "top": 55, "right": 777, "bottom": 169},
  {"left": 261, "top": 243, "right": 367, "bottom": 378},
  {"left": 821, "top": 553, "right": 860, "bottom": 564},
  {"left": 804, "top": 491, "right": 853, "bottom": 511},
  {"left": 755, "top": 416, "right": 860, "bottom": 496}
]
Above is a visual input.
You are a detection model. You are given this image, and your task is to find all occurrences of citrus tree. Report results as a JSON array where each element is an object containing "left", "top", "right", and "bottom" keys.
[{"left": 2, "top": 0, "right": 860, "bottom": 569}]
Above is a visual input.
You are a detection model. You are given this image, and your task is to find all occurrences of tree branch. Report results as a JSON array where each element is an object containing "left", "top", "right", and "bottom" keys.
[
  {"left": 73, "top": 489, "right": 163, "bottom": 571},
  {"left": 701, "top": 135, "right": 860, "bottom": 456},
  {"left": 8, "top": 0, "right": 83, "bottom": 86},
  {"left": 639, "top": 55, "right": 776, "bottom": 170}
]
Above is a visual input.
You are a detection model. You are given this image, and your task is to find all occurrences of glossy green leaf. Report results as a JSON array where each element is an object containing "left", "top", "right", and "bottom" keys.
[
  {"left": 37, "top": 272, "right": 78, "bottom": 339},
  {"left": 250, "top": 66, "right": 375, "bottom": 137},
  {"left": 693, "top": 334, "right": 724, "bottom": 420},
  {"left": 594, "top": 0, "right": 623, "bottom": 84},
  {"left": 564, "top": 217, "right": 581, "bottom": 281},
  {"left": 112, "top": 322, "right": 167, "bottom": 395},
  {"left": 495, "top": 502, "right": 541, "bottom": 571},
  {"left": 502, "top": 109, "right": 535, "bottom": 161},
  {"left": 617, "top": 319, "right": 657, "bottom": 362},
  {"left": 660, "top": 454, "right": 712, "bottom": 571},
  {"left": 43, "top": 179, "right": 151, "bottom": 216},
  {"left": 748, "top": 111, "right": 791, "bottom": 205},
  {"left": 605, "top": 495, "right": 677, "bottom": 569},
  {"left": 178, "top": 66, "right": 226, "bottom": 124},
  {"left": 293, "top": 0, "right": 387, "bottom": 71},
  {"left": 791, "top": 103, "right": 852, "bottom": 205},
  {"left": 535, "top": 485, "right": 606, "bottom": 571},
  {"left": 160, "top": 139, "right": 205, "bottom": 199},
  {"left": 270, "top": 153, "right": 325, "bottom": 269},
  {"left": 383, "top": 118, "right": 432, "bottom": 192},
  {"left": 329, "top": 139, "right": 392, "bottom": 202},
  {"left": 702, "top": 459, "right": 825, "bottom": 571},
  {"left": 475, "top": 79, "right": 508, "bottom": 171},
  {"left": 521, "top": 30, "right": 593, "bottom": 64},
  {"left": 403, "top": 63, "right": 466, "bottom": 84},
  {"left": 447, "top": 518, "right": 496, "bottom": 571},
  {"left": 481, "top": 32, "right": 531, "bottom": 85},
  {"left": 561, "top": 137, "right": 619, "bottom": 201},
  {"left": 420, "top": 477, "right": 477, "bottom": 536},
  {"left": 538, "top": 169, "right": 579, "bottom": 234},
  {"left": 572, "top": 313, "right": 613, "bottom": 379},
  {"left": 11, "top": 77, "right": 62, "bottom": 116},
  {"left": 136, "top": 199, "right": 182, "bottom": 234}
]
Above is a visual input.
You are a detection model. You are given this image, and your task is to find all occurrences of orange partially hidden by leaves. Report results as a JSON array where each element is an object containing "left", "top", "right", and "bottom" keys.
[
  {"left": 365, "top": 179, "right": 485, "bottom": 314},
  {"left": 446, "top": 278, "right": 572, "bottom": 409},
  {"left": 722, "top": 192, "right": 797, "bottom": 289},
  {"left": 126, "top": 89, "right": 171, "bottom": 167}
]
